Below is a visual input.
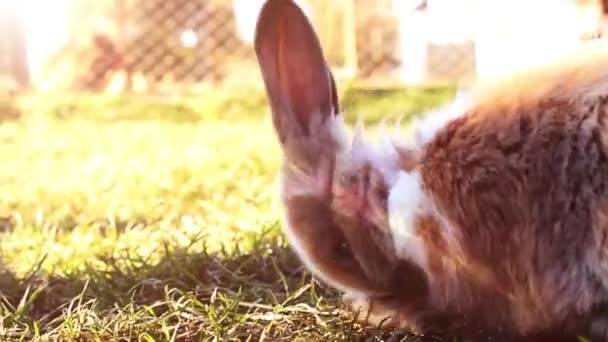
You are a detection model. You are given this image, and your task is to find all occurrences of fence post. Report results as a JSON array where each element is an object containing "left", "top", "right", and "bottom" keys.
[
  {"left": 1, "top": 2, "right": 30, "bottom": 88},
  {"left": 343, "top": 0, "right": 358, "bottom": 78},
  {"left": 115, "top": 0, "right": 132, "bottom": 91}
]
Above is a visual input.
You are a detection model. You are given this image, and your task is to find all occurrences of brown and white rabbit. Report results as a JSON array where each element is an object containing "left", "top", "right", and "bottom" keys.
[{"left": 254, "top": 0, "right": 608, "bottom": 339}]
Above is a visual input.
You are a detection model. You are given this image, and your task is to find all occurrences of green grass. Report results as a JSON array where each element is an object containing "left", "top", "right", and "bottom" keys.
[{"left": 0, "top": 86, "right": 455, "bottom": 341}]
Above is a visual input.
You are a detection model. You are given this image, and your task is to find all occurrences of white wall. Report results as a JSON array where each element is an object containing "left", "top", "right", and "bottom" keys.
[
  {"left": 472, "top": 0, "right": 582, "bottom": 80},
  {"left": 393, "top": 0, "right": 593, "bottom": 83}
]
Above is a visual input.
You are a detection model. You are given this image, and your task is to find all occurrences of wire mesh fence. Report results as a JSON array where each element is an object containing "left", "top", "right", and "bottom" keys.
[
  {"left": 1, "top": 0, "right": 606, "bottom": 93},
  {"left": 61, "top": 0, "right": 257, "bottom": 91}
]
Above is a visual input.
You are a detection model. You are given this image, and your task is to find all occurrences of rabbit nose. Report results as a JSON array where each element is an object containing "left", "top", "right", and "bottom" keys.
[
  {"left": 339, "top": 170, "right": 368, "bottom": 212},
  {"left": 333, "top": 164, "right": 392, "bottom": 228},
  {"left": 332, "top": 165, "right": 372, "bottom": 216}
]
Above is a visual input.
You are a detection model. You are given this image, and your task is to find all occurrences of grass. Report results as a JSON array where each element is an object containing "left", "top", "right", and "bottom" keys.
[{"left": 0, "top": 85, "right": 456, "bottom": 341}]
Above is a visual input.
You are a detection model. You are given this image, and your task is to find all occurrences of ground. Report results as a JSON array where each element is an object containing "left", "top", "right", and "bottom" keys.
[{"left": 0, "top": 86, "right": 455, "bottom": 341}]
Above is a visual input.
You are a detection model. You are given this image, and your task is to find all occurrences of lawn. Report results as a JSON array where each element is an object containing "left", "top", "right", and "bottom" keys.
[{"left": 0, "top": 86, "right": 455, "bottom": 341}]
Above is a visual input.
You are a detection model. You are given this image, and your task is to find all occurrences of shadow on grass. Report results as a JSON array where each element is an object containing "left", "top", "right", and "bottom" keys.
[
  {"left": 0, "top": 232, "right": 590, "bottom": 342},
  {"left": 0, "top": 229, "right": 428, "bottom": 341}
]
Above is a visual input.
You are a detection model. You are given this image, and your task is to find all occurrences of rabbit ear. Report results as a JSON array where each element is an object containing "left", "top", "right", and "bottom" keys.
[{"left": 254, "top": 0, "right": 339, "bottom": 144}]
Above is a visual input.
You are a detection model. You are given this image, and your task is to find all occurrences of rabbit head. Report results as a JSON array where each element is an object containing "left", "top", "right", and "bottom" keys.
[{"left": 254, "top": 0, "right": 426, "bottom": 299}]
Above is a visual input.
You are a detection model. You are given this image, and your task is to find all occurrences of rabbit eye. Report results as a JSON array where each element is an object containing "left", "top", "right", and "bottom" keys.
[
  {"left": 374, "top": 186, "right": 388, "bottom": 201},
  {"left": 375, "top": 189, "right": 389, "bottom": 209},
  {"left": 336, "top": 241, "right": 352, "bottom": 258}
]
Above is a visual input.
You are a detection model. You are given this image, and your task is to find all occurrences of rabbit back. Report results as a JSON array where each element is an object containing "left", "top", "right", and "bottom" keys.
[{"left": 416, "top": 71, "right": 608, "bottom": 335}]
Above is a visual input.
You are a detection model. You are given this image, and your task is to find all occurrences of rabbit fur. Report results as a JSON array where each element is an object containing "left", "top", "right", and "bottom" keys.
[{"left": 254, "top": 0, "right": 608, "bottom": 339}]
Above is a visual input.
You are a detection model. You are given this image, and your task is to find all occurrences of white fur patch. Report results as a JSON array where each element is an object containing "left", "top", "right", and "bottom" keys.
[
  {"left": 388, "top": 170, "right": 428, "bottom": 269},
  {"left": 337, "top": 119, "right": 404, "bottom": 187},
  {"left": 328, "top": 113, "right": 350, "bottom": 150},
  {"left": 413, "top": 90, "right": 471, "bottom": 147}
]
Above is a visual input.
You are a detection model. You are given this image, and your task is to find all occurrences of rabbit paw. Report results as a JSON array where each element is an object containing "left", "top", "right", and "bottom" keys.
[{"left": 342, "top": 292, "right": 422, "bottom": 333}]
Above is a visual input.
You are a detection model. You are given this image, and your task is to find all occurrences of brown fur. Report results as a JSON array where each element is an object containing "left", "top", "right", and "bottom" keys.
[
  {"left": 418, "top": 88, "right": 608, "bottom": 337},
  {"left": 255, "top": 0, "right": 403, "bottom": 299},
  {"left": 254, "top": 0, "right": 608, "bottom": 340}
]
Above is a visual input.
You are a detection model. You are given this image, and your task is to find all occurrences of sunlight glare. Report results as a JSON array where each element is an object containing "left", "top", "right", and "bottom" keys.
[
  {"left": 8, "top": 0, "right": 71, "bottom": 87},
  {"left": 473, "top": 0, "right": 585, "bottom": 79},
  {"left": 180, "top": 30, "right": 198, "bottom": 48}
]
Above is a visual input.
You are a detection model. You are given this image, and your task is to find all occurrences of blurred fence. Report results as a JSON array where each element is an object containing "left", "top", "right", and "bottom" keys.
[
  {"left": 81, "top": 0, "right": 255, "bottom": 90},
  {"left": 0, "top": 0, "right": 606, "bottom": 93}
]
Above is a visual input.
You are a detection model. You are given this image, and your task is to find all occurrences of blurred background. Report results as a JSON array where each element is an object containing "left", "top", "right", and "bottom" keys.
[
  {"left": 0, "top": 1, "right": 607, "bottom": 340},
  {"left": 2, "top": 0, "right": 606, "bottom": 94}
]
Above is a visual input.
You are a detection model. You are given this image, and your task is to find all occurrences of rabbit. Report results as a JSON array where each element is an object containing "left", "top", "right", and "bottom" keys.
[{"left": 254, "top": 0, "right": 608, "bottom": 339}]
